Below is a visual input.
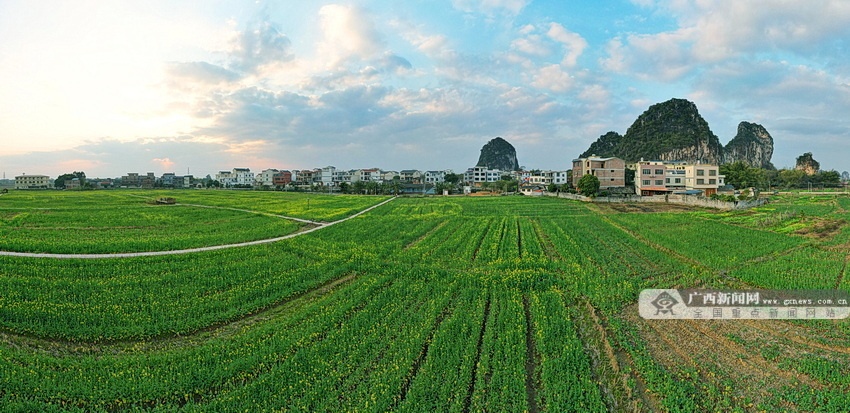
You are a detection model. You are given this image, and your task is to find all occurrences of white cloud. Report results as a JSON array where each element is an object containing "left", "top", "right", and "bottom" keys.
[
  {"left": 511, "top": 35, "right": 551, "bottom": 57},
  {"left": 317, "top": 4, "right": 384, "bottom": 69},
  {"left": 451, "top": 0, "right": 531, "bottom": 16},
  {"left": 546, "top": 23, "right": 588, "bottom": 68},
  {"left": 602, "top": 1, "right": 850, "bottom": 81},
  {"left": 531, "top": 64, "right": 574, "bottom": 93}
]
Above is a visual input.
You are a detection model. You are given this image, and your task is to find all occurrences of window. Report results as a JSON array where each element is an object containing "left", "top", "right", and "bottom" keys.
[
  {"left": 697, "top": 169, "right": 705, "bottom": 176},
  {"left": 709, "top": 170, "right": 717, "bottom": 176},
  {"left": 642, "top": 180, "right": 650, "bottom": 185},
  {"left": 709, "top": 179, "right": 716, "bottom": 185},
  {"left": 655, "top": 169, "right": 664, "bottom": 175},
  {"left": 697, "top": 179, "right": 705, "bottom": 185},
  {"left": 655, "top": 180, "right": 663, "bottom": 185},
  {"left": 675, "top": 178, "right": 681, "bottom": 184},
  {"left": 642, "top": 169, "right": 650, "bottom": 175},
  {"left": 665, "top": 178, "right": 670, "bottom": 183}
]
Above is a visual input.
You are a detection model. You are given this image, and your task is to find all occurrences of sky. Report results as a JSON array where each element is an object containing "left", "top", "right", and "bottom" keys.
[{"left": 1, "top": 0, "right": 849, "bottom": 179}]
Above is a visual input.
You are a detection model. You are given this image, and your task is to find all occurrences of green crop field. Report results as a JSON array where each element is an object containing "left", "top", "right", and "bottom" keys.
[
  {"left": 0, "top": 191, "right": 848, "bottom": 412},
  {"left": 0, "top": 191, "right": 387, "bottom": 254}
]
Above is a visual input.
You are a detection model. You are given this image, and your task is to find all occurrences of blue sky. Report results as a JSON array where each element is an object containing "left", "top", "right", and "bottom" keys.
[{"left": 1, "top": 0, "right": 849, "bottom": 178}]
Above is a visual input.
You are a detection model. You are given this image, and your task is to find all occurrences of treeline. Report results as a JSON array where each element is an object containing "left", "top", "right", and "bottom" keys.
[{"left": 720, "top": 162, "right": 843, "bottom": 190}]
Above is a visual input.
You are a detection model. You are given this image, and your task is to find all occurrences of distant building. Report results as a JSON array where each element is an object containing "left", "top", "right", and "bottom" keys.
[
  {"left": 464, "top": 166, "right": 503, "bottom": 186},
  {"left": 635, "top": 161, "right": 669, "bottom": 196},
  {"left": 519, "top": 170, "right": 569, "bottom": 186},
  {"left": 334, "top": 170, "right": 353, "bottom": 185},
  {"left": 140, "top": 173, "right": 156, "bottom": 189},
  {"left": 216, "top": 168, "right": 253, "bottom": 187},
  {"left": 571, "top": 155, "right": 625, "bottom": 189},
  {"left": 635, "top": 160, "right": 725, "bottom": 196},
  {"left": 64, "top": 178, "right": 81, "bottom": 190},
  {"left": 255, "top": 169, "right": 280, "bottom": 188},
  {"left": 232, "top": 168, "right": 254, "bottom": 186},
  {"left": 160, "top": 173, "right": 176, "bottom": 187},
  {"left": 424, "top": 170, "right": 452, "bottom": 184},
  {"left": 351, "top": 168, "right": 383, "bottom": 183},
  {"left": 399, "top": 170, "right": 422, "bottom": 184},
  {"left": 122, "top": 173, "right": 141, "bottom": 188},
  {"left": 273, "top": 170, "right": 292, "bottom": 188},
  {"left": 15, "top": 174, "right": 52, "bottom": 189}
]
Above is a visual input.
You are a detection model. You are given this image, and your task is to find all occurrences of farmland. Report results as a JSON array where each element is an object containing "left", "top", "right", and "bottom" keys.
[
  {"left": 0, "top": 191, "right": 385, "bottom": 254},
  {"left": 0, "top": 190, "right": 848, "bottom": 411}
]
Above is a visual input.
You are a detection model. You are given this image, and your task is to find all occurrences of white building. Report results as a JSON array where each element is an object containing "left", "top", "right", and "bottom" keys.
[
  {"left": 215, "top": 171, "right": 234, "bottom": 187},
  {"left": 424, "top": 170, "right": 452, "bottom": 184},
  {"left": 255, "top": 169, "right": 280, "bottom": 187},
  {"left": 317, "top": 166, "right": 335, "bottom": 187},
  {"left": 351, "top": 168, "right": 383, "bottom": 182},
  {"left": 15, "top": 174, "right": 52, "bottom": 189},
  {"left": 216, "top": 168, "right": 254, "bottom": 187},
  {"left": 334, "top": 170, "right": 352, "bottom": 185},
  {"left": 464, "top": 166, "right": 503, "bottom": 185},
  {"left": 635, "top": 160, "right": 725, "bottom": 196},
  {"left": 399, "top": 170, "right": 422, "bottom": 183},
  {"left": 382, "top": 171, "right": 399, "bottom": 182}
]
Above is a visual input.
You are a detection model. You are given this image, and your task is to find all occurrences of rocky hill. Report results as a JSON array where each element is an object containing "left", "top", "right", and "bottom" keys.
[
  {"left": 477, "top": 137, "right": 520, "bottom": 171},
  {"left": 724, "top": 122, "right": 775, "bottom": 169},
  {"left": 795, "top": 152, "right": 820, "bottom": 175},
  {"left": 580, "top": 98, "right": 775, "bottom": 167}
]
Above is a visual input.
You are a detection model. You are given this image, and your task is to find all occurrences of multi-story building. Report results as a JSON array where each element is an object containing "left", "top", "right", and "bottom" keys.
[
  {"left": 140, "top": 173, "right": 156, "bottom": 189},
  {"left": 295, "top": 169, "right": 314, "bottom": 185},
  {"left": 159, "top": 173, "right": 176, "bottom": 188},
  {"left": 547, "top": 170, "right": 569, "bottom": 185},
  {"left": 216, "top": 168, "right": 253, "bottom": 187},
  {"left": 635, "top": 160, "right": 725, "bottom": 196},
  {"left": 635, "top": 161, "right": 668, "bottom": 196},
  {"left": 464, "top": 166, "right": 503, "bottom": 186},
  {"left": 122, "top": 173, "right": 140, "bottom": 188},
  {"left": 571, "top": 155, "right": 626, "bottom": 189},
  {"left": 255, "top": 169, "right": 279, "bottom": 188},
  {"left": 273, "top": 170, "right": 292, "bottom": 188},
  {"left": 317, "top": 166, "right": 335, "bottom": 187},
  {"left": 232, "top": 168, "right": 254, "bottom": 186},
  {"left": 399, "top": 170, "right": 422, "bottom": 184},
  {"left": 519, "top": 170, "right": 569, "bottom": 186},
  {"left": 351, "top": 168, "right": 383, "bottom": 183},
  {"left": 683, "top": 163, "right": 724, "bottom": 196},
  {"left": 334, "top": 170, "right": 353, "bottom": 185},
  {"left": 181, "top": 175, "right": 194, "bottom": 188},
  {"left": 216, "top": 171, "right": 234, "bottom": 187},
  {"left": 424, "top": 170, "right": 452, "bottom": 184},
  {"left": 64, "top": 178, "right": 82, "bottom": 189},
  {"left": 14, "top": 174, "right": 52, "bottom": 189}
]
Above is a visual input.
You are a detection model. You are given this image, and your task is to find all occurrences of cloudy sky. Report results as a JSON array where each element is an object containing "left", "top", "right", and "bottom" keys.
[{"left": 2, "top": 0, "right": 849, "bottom": 178}]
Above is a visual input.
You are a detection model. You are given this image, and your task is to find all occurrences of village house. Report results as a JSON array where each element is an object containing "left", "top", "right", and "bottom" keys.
[
  {"left": 14, "top": 174, "right": 52, "bottom": 189},
  {"left": 571, "top": 155, "right": 626, "bottom": 189}
]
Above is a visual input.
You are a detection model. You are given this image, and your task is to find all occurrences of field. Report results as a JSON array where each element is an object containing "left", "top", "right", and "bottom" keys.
[{"left": 0, "top": 190, "right": 848, "bottom": 412}]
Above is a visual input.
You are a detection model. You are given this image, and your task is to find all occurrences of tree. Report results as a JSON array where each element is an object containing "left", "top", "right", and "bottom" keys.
[
  {"left": 547, "top": 182, "right": 558, "bottom": 193},
  {"left": 54, "top": 171, "right": 86, "bottom": 189},
  {"left": 352, "top": 180, "right": 366, "bottom": 194},
  {"left": 339, "top": 182, "right": 350, "bottom": 194},
  {"left": 778, "top": 169, "right": 806, "bottom": 188},
  {"left": 720, "top": 162, "right": 765, "bottom": 189},
  {"left": 624, "top": 168, "right": 635, "bottom": 186},
  {"left": 444, "top": 173, "right": 461, "bottom": 185},
  {"left": 577, "top": 174, "right": 600, "bottom": 196}
]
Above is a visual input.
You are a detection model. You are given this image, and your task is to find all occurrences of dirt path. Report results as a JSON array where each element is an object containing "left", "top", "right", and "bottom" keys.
[{"left": 0, "top": 197, "right": 396, "bottom": 259}]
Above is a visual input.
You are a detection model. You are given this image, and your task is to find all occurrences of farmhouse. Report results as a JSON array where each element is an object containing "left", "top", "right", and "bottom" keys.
[{"left": 14, "top": 174, "right": 53, "bottom": 189}]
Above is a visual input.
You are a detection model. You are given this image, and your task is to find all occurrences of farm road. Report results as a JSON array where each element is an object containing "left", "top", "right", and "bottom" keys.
[{"left": 0, "top": 197, "right": 396, "bottom": 259}]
